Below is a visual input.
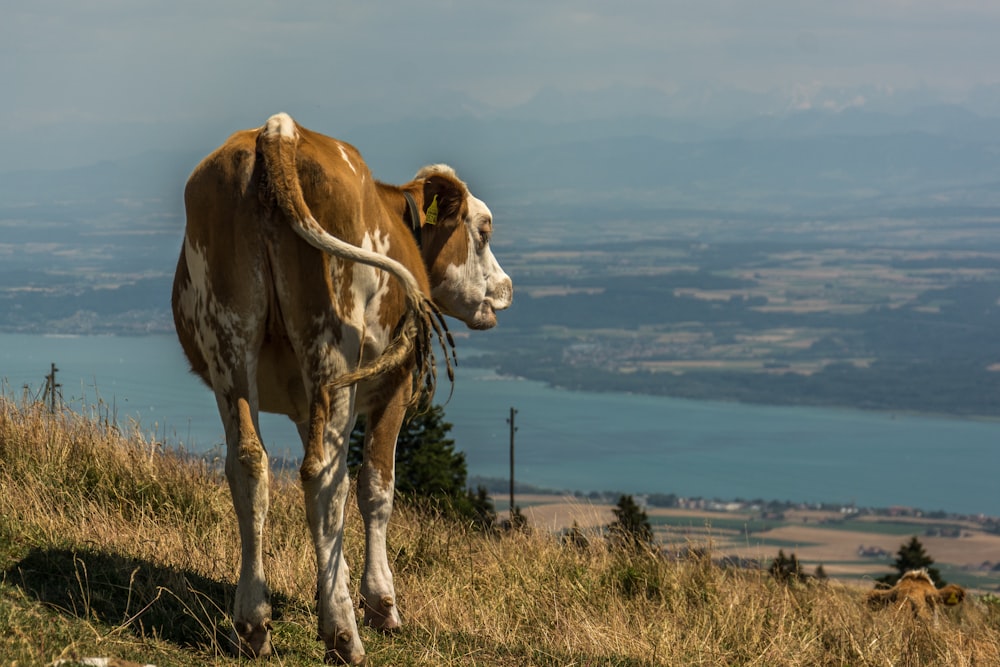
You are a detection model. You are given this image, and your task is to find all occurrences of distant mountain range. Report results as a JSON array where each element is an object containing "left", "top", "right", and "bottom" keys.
[
  {"left": 4, "top": 102, "right": 1000, "bottom": 220},
  {"left": 502, "top": 81, "right": 1000, "bottom": 123},
  {"left": 8, "top": 79, "right": 1000, "bottom": 173}
]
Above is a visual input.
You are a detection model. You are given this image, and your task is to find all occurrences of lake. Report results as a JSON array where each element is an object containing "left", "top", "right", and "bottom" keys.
[{"left": 1, "top": 333, "right": 997, "bottom": 516}]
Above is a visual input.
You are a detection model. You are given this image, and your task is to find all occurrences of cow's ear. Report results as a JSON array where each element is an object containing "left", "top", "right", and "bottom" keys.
[{"left": 422, "top": 176, "right": 464, "bottom": 225}]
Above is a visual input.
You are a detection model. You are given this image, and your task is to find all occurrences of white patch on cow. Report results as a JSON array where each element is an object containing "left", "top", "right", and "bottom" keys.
[
  {"left": 353, "top": 230, "right": 394, "bottom": 358},
  {"left": 181, "top": 237, "right": 210, "bottom": 291},
  {"left": 175, "top": 238, "right": 258, "bottom": 392},
  {"left": 430, "top": 193, "right": 512, "bottom": 329},
  {"left": 435, "top": 244, "right": 482, "bottom": 313},
  {"left": 305, "top": 328, "right": 344, "bottom": 384},
  {"left": 263, "top": 112, "right": 296, "bottom": 139},
  {"left": 338, "top": 143, "right": 357, "bottom": 175},
  {"left": 416, "top": 163, "right": 466, "bottom": 192},
  {"left": 357, "top": 473, "right": 400, "bottom": 628}
]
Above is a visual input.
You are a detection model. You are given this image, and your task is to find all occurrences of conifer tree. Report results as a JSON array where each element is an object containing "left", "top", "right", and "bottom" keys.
[
  {"left": 348, "top": 399, "right": 496, "bottom": 528},
  {"left": 877, "top": 535, "right": 945, "bottom": 586},
  {"left": 769, "top": 549, "right": 804, "bottom": 582},
  {"left": 562, "top": 520, "right": 589, "bottom": 549},
  {"left": 608, "top": 494, "right": 654, "bottom": 548},
  {"left": 506, "top": 504, "right": 529, "bottom": 533}
]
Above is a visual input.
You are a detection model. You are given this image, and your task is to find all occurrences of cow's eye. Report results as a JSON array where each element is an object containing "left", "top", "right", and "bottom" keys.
[{"left": 478, "top": 229, "right": 490, "bottom": 247}]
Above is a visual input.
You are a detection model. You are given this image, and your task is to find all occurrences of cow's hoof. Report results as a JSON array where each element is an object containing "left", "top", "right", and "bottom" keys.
[
  {"left": 228, "top": 620, "right": 273, "bottom": 658},
  {"left": 363, "top": 595, "right": 401, "bottom": 632},
  {"left": 324, "top": 630, "right": 366, "bottom": 665}
]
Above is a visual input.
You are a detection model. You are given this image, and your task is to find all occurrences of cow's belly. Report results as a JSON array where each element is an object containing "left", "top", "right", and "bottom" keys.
[{"left": 257, "top": 339, "right": 309, "bottom": 423}]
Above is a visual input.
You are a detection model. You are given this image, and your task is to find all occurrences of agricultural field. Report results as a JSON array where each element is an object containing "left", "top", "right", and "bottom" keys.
[
  {"left": 4, "top": 183, "right": 1000, "bottom": 415},
  {"left": 513, "top": 494, "right": 1000, "bottom": 593},
  {"left": 480, "top": 212, "right": 1000, "bottom": 416}
]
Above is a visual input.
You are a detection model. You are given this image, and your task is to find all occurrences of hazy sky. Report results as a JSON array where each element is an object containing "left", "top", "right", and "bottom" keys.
[{"left": 4, "top": 1, "right": 1000, "bottom": 168}]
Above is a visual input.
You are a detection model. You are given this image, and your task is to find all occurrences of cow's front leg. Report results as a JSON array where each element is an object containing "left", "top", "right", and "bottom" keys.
[
  {"left": 356, "top": 381, "right": 408, "bottom": 631},
  {"left": 300, "top": 386, "right": 365, "bottom": 665},
  {"left": 221, "top": 395, "right": 272, "bottom": 658}
]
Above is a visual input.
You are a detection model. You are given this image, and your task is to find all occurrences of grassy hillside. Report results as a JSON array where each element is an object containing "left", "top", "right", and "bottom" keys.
[{"left": 2, "top": 397, "right": 999, "bottom": 666}]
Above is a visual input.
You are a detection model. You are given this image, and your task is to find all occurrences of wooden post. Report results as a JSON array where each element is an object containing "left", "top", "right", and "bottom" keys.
[
  {"left": 507, "top": 407, "right": 517, "bottom": 517},
  {"left": 45, "top": 363, "right": 60, "bottom": 413}
]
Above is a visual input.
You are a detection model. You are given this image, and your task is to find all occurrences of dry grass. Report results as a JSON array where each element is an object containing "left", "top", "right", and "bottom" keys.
[{"left": 2, "top": 397, "right": 999, "bottom": 666}]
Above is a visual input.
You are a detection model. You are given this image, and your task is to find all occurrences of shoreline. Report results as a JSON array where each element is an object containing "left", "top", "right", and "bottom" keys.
[{"left": 5, "top": 329, "right": 1000, "bottom": 422}]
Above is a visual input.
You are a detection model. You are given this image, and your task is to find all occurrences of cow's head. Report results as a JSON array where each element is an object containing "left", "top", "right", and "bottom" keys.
[{"left": 414, "top": 165, "right": 513, "bottom": 330}]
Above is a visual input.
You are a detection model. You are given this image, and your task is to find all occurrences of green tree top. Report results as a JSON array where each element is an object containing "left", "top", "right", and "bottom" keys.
[
  {"left": 607, "top": 494, "right": 654, "bottom": 548},
  {"left": 877, "top": 535, "right": 945, "bottom": 586},
  {"left": 769, "top": 549, "right": 804, "bottom": 583}
]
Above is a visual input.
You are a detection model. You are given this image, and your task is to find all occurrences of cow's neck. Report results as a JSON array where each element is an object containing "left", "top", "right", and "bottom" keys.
[
  {"left": 376, "top": 183, "right": 424, "bottom": 249},
  {"left": 402, "top": 191, "right": 423, "bottom": 247}
]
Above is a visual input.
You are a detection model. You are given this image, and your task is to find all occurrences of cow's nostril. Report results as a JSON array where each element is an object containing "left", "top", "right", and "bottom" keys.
[{"left": 491, "top": 279, "right": 514, "bottom": 310}]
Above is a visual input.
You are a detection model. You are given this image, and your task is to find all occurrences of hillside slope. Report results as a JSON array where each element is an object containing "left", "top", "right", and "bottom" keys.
[{"left": 1, "top": 398, "right": 998, "bottom": 666}]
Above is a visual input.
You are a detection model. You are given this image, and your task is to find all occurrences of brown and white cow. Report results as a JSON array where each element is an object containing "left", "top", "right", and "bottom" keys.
[{"left": 171, "top": 112, "right": 512, "bottom": 664}]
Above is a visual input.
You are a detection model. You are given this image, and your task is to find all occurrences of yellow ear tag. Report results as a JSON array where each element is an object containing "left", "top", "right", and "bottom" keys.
[{"left": 425, "top": 195, "right": 439, "bottom": 225}]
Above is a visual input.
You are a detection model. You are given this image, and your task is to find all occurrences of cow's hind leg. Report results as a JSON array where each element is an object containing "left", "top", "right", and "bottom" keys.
[
  {"left": 219, "top": 392, "right": 272, "bottom": 657},
  {"left": 299, "top": 384, "right": 366, "bottom": 665},
  {"left": 356, "top": 379, "right": 409, "bottom": 631}
]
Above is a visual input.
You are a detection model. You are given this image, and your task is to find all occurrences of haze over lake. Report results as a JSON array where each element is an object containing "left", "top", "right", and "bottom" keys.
[{"left": 2, "top": 332, "right": 997, "bottom": 517}]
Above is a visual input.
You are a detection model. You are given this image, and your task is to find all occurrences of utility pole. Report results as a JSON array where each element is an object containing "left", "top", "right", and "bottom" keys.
[
  {"left": 44, "top": 362, "right": 61, "bottom": 413},
  {"left": 507, "top": 407, "right": 517, "bottom": 517}
]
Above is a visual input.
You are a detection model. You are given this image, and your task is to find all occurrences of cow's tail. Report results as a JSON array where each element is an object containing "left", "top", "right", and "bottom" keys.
[{"left": 257, "top": 113, "right": 453, "bottom": 406}]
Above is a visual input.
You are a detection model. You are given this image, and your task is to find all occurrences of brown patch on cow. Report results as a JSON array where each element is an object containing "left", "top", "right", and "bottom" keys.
[
  {"left": 422, "top": 174, "right": 466, "bottom": 223},
  {"left": 170, "top": 252, "right": 210, "bottom": 384},
  {"left": 358, "top": 372, "right": 412, "bottom": 489},
  {"left": 867, "top": 569, "right": 965, "bottom": 618},
  {"left": 236, "top": 398, "right": 267, "bottom": 479},
  {"left": 413, "top": 174, "right": 475, "bottom": 319},
  {"left": 299, "top": 387, "right": 331, "bottom": 482},
  {"left": 417, "top": 176, "right": 469, "bottom": 264},
  {"left": 367, "top": 184, "right": 428, "bottom": 335}
]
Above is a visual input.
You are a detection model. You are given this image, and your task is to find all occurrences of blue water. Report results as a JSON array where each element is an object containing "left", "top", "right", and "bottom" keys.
[{"left": 1, "top": 333, "right": 997, "bottom": 516}]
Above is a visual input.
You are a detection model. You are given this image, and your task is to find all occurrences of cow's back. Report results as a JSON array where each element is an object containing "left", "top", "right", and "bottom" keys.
[{"left": 273, "top": 124, "right": 396, "bottom": 260}]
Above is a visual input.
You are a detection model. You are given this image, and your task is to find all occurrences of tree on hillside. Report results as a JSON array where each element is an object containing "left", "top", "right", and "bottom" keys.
[
  {"left": 504, "top": 504, "right": 529, "bottom": 533},
  {"left": 348, "top": 399, "right": 496, "bottom": 529},
  {"left": 877, "top": 535, "right": 945, "bottom": 586},
  {"left": 607, "top": 494, "right": 654, "bottom": 548},
  {"left": 561, "top": 520, "right": 589, "bottom": 550},
  {"left": 769, "top": 549, "right": 804, "bottom": 583},
  {"left": 465, "top": 485, "right": 498, "bottom": 532}
]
